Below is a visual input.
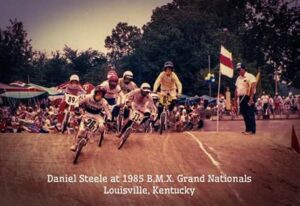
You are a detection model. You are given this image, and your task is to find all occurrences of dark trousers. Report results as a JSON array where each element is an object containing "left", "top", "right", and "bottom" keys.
[{"left": 239, "top": 95, "right": 256, "bottom": 133}]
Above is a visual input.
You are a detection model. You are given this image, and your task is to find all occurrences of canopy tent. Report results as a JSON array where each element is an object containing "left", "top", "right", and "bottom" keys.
[
  {"left": 0, "top": 82, "right": 48, "bottom": 109},
  {"left": 175, "top": 94, "right": 217, "bottom": 105},
  {"left": 199, "top": 95, "right": 216, "bottom": 103},
  {"left": 175, "top": 95, "right": 200, "bottom": 105},
  {"left": 26, "top": 83, "right": 62, "bottom": 96},
  {"left": 9, "top": 80, "right": 26, "bottom": 87},
  {"left": 0, "top": 83, "right": 46, "bottom": 99}
]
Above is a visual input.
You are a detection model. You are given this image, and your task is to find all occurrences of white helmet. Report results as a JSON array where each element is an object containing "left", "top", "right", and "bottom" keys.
[
  {"left": 150, "top": 92, "right": 159, "bottom": 100},
  {"left": 70, "top": 74, "right": 79, "bottom": 82},
  {"left": 140, "top": 83, "right": 151, "bottom": 92},
  {"left": 123, "top": 70, "right": 133, "bottom": 79}
]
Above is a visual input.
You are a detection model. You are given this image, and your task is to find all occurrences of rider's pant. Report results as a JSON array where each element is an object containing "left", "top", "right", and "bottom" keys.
[{"left": 105, "top": 98, "right": 120, "bottom": 121}]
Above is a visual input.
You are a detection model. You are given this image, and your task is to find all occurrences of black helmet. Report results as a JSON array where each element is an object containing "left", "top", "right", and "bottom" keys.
[
  {"left": 93, "top": 86, "right": 106, "bottom": 101},
  {"left": 164, "top": 61, "right": 174, "bottom": 70}
]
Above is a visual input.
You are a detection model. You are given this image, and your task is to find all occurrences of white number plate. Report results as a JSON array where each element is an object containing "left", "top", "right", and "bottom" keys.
[
  {"left": 129, "top": 110, "right": 144, "bottom": 124},
  {"left": 85, "top": 118, "right": 98, "bottom": 132},
  {"left": 65, "top": 93, "right": 80, "bottom": 106}
]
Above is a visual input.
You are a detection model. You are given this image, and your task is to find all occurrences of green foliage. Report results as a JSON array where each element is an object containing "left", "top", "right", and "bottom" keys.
[
  {"left": 0, "top": 0, "right": 298, "bottom": 95},
  {"left": 105, "top": 22, "right": 142, "bottom": 65},
  {"left": 0, "top": 19, "right": 34, "bottom": 83}
]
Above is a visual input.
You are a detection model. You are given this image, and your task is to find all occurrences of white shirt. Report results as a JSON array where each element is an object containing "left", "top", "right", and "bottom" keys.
[{"left": 235, "top": 72, "right": 257, "bottom": 96}]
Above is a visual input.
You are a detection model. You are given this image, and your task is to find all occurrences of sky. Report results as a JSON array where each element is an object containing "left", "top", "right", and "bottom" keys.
[{"left": 0, "top": 0, "right": 172, "bottom": 53}]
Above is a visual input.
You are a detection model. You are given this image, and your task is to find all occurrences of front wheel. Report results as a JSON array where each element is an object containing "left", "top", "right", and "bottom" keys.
[
  {"left": 118, "top": 127, "right": 132, "bottom": 150},
  {"left": 159, "top": 112, "right": 166, "bottom": 135},
  {"left": 73, "top": 138, "right": 86, "bottom": 164}
]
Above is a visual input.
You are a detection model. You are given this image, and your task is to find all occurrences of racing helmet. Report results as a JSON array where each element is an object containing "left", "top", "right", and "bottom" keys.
[
  {"left": 108, "top": 73, "right": 119, "bottom": 88},
  {"left": 140, "top": 83, "right": 151, "bottom": 96},
  {"left": 70, "top": 74, "right": 79, "bottom": 82},
  {"left": 123, "top": 70, "right": 133, "bottom": 79},
  {"left": 93, "top": 86, "right": 106, "bottom": 101},
  {"left": 164, "top": 61, "right": 174, "bottom": 70}
]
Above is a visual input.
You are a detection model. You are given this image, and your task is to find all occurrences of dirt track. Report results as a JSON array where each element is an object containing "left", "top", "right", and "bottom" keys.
[{"left": 0, "top": 120, "right": 299, "bottom": 206}]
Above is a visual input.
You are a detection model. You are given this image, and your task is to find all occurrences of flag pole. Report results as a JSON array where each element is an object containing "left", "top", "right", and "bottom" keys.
[{"left": 217, "top": 65, "right": 221, "bottom": 132}]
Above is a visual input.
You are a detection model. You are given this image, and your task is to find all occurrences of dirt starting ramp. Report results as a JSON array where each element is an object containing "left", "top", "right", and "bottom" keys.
[{"left": 0, "top": 120, "right": 299, "bottom": 206}]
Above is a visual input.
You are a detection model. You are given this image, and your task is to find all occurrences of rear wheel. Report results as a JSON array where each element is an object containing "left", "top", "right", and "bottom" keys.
[
  {"left": 118, "top": 127, "right": 132, "bottom": 150},
  {"left": 98, "top": 131, "right": 105, "bottom": 147},
  {"left": 117, "top": 114, "right": 123, "bottom": 133},
  {"left": 73, "top": 138, "right": 86, "bottom": 164}
]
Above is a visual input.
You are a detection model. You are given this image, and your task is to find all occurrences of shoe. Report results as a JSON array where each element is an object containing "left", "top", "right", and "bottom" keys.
[
  {"left": 243, "top": 132, "right": 254, "bottom": 135},
  {"left": 70, "top": 145, "right": 76, "bottom": 152}
]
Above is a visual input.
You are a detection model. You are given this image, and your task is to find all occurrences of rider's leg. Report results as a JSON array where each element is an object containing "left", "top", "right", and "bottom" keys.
[
  {"left": 98, "top": 119, "right": 105, "bottom": 134},
  {"left": 123, "top": 107, "right": 130, "bottom": 119},
  {"left": 140, "top": 112, "right": 151, "bottom": 125},
  {"left": 154, "top": 105, "right": 163, "bottom": 123},
  {"left": 70, "top": 122, "right": 85, "bottom": 151},
  {"left": 117, "top": 120, "right": 133, "bottom": 137},
  {"left": 57, "top": 101, "right": 67, "bottom": 126},
  {"left": 112, "top": 105, "right": 120, "bottom": 122}
]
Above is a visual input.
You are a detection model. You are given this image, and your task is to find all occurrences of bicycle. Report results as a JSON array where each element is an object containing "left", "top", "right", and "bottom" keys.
[
  {"left": 73, "top": 115, "right": 105, "bottom": 164},
  {"left": 61, "top": 93, "right": 81, "bottom": 134},
  {"left": 118, "top": 109, "right": 145, "bottom": 150},
  {"left": 158, "top": 93, "right": 174, "bottom": 135}
]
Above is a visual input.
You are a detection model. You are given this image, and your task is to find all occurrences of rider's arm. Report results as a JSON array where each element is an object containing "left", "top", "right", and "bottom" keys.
[
  {"left": 78, "top": 85, "right": 87, "bottom": 95},
  {"left": 124, "top": 89, "right": 136, "bottom": 103},
  {"left": 153, "top": 72, "right": 163, "bottom": 92},
  {"left": 148, "top": 97, "right": 157, "bottom": 114},
  {"left": 116, "top": 89, "right": 124, "bottom": 105},
  {"left": 103, "top": 101, "right": 112, "bottom": 120},
  {"left": 173, "top": 73, "right": 182, "bottom": 95}
]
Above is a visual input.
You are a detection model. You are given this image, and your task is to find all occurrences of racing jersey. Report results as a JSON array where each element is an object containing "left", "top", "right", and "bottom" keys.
[
  {"left": 153, "top": 72, "right": 182, "bottom": 95},
  {"left": 79, "top": 95, "right": 111, "bottom": 119},
  {"left": 119, "top": 78, "right": 138, "bottom": 94},
  {"left": 99, "top": 80, "right": 123, "bottom": 104},
  {"left": 125, "top": 89, "right": 157, "bottom": 113},
  {"left": 61, "top": 82, "right": 86, "bottom": 96}
]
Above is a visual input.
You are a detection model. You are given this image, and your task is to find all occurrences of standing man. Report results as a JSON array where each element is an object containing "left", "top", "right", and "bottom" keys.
[{"left": 235, "top": 63, "right": 257, "bottom": 135}]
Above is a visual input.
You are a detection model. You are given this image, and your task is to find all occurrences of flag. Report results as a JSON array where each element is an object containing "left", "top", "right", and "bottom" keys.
[{"left": 220, "top": 45, "right": 233, "bottom": 78}]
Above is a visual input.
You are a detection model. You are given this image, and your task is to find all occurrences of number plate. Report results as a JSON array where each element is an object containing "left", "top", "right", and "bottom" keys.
[
  {"left": 159, "top": 94, "right": 173, "bottom": 106},
  {"left": 65, "top": 93, "right": 80, "bottom": 106},
  {"left": 84, "top": 117, "right": 97, "bottom": 132},
  {"left": 129, "top": 110, "right": 144, "bottom": 124}
]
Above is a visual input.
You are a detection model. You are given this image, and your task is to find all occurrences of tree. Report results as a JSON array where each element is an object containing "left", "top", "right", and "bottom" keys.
[
  {"left": 63, "top": 46, "right": 107, "bottom": 85},
  {"left": 0, "top": 19, "right": 34, "bottom": 83},
  {"left": 42, "top": 51, "right": 69, "bottom": 87},
  {"left": 105, "top": 22, "right": 142, "bottom": 64},
  {"left": 123, "top": 0, "right": 245, "bottom": 95},
  {"left": 242, "top": 0, "right": 300, "bottom": 90}
]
